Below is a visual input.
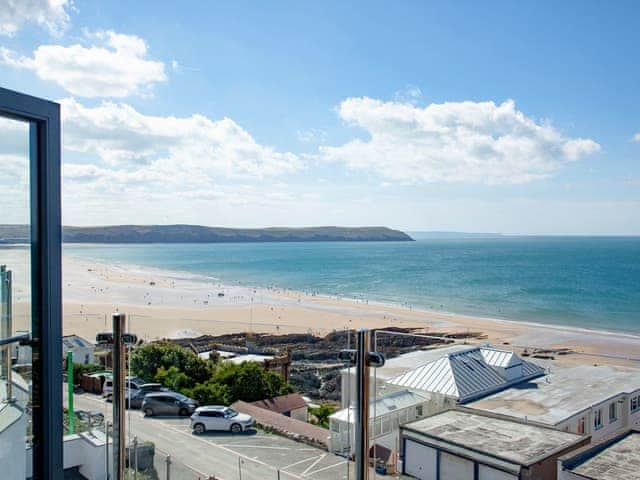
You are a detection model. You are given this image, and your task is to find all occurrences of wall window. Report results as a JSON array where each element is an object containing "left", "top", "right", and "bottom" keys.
[
  {"left": 415, "top": 405, "right": 423, "bottom": 418},
  {"left": 578, "top": 417, "right": 585, "bottom": 434},
  {"left": 609, "top": 402, "right": 617, "bottom": 422},
  {"left": 631, "top": 396, "right": 639, "bottom": 413},
  {"left": 594, "top": 409, "right": 603, "bottom": 430}
]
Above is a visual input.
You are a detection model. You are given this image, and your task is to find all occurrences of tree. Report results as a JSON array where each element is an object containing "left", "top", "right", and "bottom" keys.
[
  {"left": 211, "top": 361, "right": 293, "bottom": 403},
  {"left": 309, "top": 404, "right": 336, "bottom": 428},
  {"left": 130, "top": 342, "right": 213, "bottom": 385},
  {"left": 184, "top": 382, "right": 232, "bottom": 405}
]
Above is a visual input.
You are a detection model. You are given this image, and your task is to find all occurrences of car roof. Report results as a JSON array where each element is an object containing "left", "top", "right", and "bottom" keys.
[
  {"left": 195, "top": 405, "right": 228, "bottom": 411},
  {"left": 146, "top": 391, "right": 180, "bottom": 398}
]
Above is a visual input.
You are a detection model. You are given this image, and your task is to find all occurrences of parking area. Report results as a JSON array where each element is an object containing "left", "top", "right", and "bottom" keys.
[
  {"left": 162, "top": 417, "right": 354, "bottom": 479},
  {"left": 71, "top": 392, "right": 359, "bottom": 479}
]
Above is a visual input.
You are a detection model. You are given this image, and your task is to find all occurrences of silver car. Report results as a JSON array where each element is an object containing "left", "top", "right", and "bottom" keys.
[
  {"left": 142, "top": 392, "right": 198, "bottom": 417},
  {"left": 190, "top": 406, "right": 254, "bottom": 434}
]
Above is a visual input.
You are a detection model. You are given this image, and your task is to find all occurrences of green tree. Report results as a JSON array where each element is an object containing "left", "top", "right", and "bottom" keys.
[
  {"left": 183, "top": 381, "right": 232, "bottom": 405},
  {"left": 309, "top": 404, "right": 336, "bottom": 428},
  {"left": 129, "top": 342, "right": 213, "bottom": 384},
  {"left": 154, "top": 365, "right": 191, "bottom": 391},
  {"left": 211, "top": 361, "right": 293, "bottom": 403}
]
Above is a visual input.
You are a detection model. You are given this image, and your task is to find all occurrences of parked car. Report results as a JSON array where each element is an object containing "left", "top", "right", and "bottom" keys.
[
  {"left": 190, "top": 406, "right": 254, "bottom": 434},
  {"left": 105, "top": 389, "right": 148, "bottom": 409},
  {"left": 102, "top": 376, "right": 143, "bottom": 397},
  {"left": 142, "top": 392, "right": 198, "bottom": 417}
]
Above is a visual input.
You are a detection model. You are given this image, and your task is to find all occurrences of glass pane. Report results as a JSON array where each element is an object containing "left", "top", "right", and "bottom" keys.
[{"left": 0, "top": 116, "right": 32, "bottom": 479}]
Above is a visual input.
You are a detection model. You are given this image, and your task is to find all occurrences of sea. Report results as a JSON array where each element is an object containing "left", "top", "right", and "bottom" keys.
[{"left": 64, "top": 236, "right": 640, "bottom": 335}]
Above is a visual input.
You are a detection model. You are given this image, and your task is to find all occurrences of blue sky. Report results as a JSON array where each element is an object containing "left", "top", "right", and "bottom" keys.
[{"left": 1, "top": 0, "right": 639, "bottom": 234}]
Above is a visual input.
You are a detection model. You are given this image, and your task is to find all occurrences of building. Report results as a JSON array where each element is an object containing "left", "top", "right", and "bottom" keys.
[
  {"left": 400, "top": 408, "right": 588, "bottom": 480},
  {"left": 333, "top": 344, "right": 544, "bottom": 457},
  {"left": 251, "top": 392, "right": 309, "bottom": 421},
  {"left": 558, "top": 429, "right": 640, "bottom": 480},
  {"left": 386, "top": 345, "right": 544, "bottom": 403},
  {"left": 329, "top": 389, "right": 435, "bottom": 455},
  {"left": 340, "top": 344, "right": 544, "bottom": 408},
  {"left": 468, "top": 363, "right": 640, "bottom": 443},
  {"left": 63, "top": 335, "right": 96, "bottom": 365}
]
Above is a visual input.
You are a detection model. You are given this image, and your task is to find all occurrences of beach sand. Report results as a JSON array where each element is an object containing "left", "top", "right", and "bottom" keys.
[{"left": 56, "top": 255, "right": 640, "bottom": 368}]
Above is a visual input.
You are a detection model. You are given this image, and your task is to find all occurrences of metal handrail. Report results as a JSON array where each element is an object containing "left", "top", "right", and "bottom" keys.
[{"left": 0, "top": 333, "right": 30, "bottom": 347}]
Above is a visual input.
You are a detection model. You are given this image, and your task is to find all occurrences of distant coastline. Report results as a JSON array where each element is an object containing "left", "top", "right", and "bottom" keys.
[{"left": 0, "top": 224, "right": 413, "bottom": 243}]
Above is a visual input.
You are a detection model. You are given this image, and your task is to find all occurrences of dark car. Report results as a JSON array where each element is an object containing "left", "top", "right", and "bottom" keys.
[{"left": 142, "top": 392, "right": 198, "bottom": 417}]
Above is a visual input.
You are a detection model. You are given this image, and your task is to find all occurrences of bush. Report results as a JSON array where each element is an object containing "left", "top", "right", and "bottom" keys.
[
  {"left": 71, "top": 363, "right": 103, "bottom": 385},
  {"left": 309, "top": 404, "right": 336, "bottom": 428},
  {"left": 130, "top": 342, "right": 213, "bottom": 385}
]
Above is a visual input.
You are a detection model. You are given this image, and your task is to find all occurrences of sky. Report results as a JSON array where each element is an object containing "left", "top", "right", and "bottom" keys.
[{"left": 0, "top": 0, "right": 639, "bottom": 234}]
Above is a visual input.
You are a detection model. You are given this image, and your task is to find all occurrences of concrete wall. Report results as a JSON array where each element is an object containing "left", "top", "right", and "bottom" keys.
[
  {"left": 0, "top": 409, "right": 26, "bottom": 480},
  {"left": 478, "top": 464, "right": 517, "bottom": 480},
  {"left": 290, "top": 406, "right": 308, "bottom": 422}
]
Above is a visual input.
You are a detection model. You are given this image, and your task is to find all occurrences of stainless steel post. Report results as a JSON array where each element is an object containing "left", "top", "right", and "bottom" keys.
[
  {"left": 165, "top": 455, "right": 172, "bottom": 480},
  {"left": 132, "top": 436, "right": 138, "bottom": 480},
  {"left": 105, "top": 421, "right": 111, "bottom": 480},
  {"left": 355, "top": 329, "right": 371, "bottom": 480},
  {"left": 1, "top": 266, "right": 12, "bottom": 396},
  {"left": 112, "top": 312, "right": 126, "bottom": 480}
]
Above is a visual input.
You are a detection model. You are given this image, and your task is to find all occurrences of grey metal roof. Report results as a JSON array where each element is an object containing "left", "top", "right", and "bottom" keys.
[{"left": 387, "top": 347, "right": 544, "bottom": 402}]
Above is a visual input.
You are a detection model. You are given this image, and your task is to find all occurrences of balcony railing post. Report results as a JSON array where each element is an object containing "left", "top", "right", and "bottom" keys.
[
  {"left": 112, "top": 312, "right": 126, "bottom": 480},
  {"left": 355, "top": 329, "right": 371, "bottom": 480},
  {"left": 1, "top": 266, "right": 12, "bottom": 400},
  {"left": 165, "top": 455, "right": 172, "bottom": 480}
]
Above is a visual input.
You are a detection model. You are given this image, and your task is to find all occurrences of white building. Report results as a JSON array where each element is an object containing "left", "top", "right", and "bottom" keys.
[
  {"left": 329, "top": 389, "right": 436, "bottom": 455},
  {"left": 332, "top": 344, "right": 544, "bottom": 456},
  {"left": 401, "top": 408, "right": 587, "bottom": 480},
  {"left": 468, "top": 363, "right": 640, "bottom": 443},
  {"left": 62, "top": 334, "right": 95, "bottom": 365}
]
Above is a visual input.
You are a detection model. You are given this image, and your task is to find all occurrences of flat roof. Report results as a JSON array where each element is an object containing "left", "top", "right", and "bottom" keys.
[
  {"left": 570, "top": 432, "right": 640, "bottom": 480},
  {"left": 468, "top": 364, "right": 640, "bottom": 425},
  {"left": 402, "top": 409, "right": 583, "bottom": 466}
]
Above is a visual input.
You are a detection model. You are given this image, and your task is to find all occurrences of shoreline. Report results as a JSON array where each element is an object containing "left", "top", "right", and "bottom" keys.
[
  {"left": 56, "top": 254, "right": 640, "bottom": 367},
  {"left": 62, "top": 250, "right": 640, "bottom": 342}
]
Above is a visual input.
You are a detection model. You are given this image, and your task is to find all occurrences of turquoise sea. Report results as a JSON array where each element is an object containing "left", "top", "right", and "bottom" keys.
[{"left": 64, "top": 237, "right": 640, "bottom": 334}]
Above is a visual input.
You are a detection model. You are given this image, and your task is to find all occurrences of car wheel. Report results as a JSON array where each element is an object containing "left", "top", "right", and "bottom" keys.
[
  {"left": 193, "top": 423, "right": 206, "bottom": 434},
  {"left": 230, "top": 423, "right": 242, "bottom": 434},
  {"left": 179, "top": 408, "right": 188, "bottom": 416},
  {"left": 144, "top": 408, "right": 154, "bottom": 417}
]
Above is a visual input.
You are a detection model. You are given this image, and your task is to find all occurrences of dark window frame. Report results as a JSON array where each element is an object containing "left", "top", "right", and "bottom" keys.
[{"left": 0, "top": 86, "right": 62, "bottom": 479}]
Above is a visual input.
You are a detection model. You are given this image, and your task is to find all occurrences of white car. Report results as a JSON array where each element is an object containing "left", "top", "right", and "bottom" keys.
[{"left": 190, "top": 406, "right": 254, "bottom": 434}]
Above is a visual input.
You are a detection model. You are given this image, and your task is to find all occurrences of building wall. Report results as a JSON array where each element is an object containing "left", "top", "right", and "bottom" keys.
[
  {"left": 290, "top": 406, "right": 308, "bottom": 422},
  {"left": 556, "top": 389, "right": 640, "bottom": 443},
  {"left": 478, "top": 464, "right": 517, "bottom": 480}
]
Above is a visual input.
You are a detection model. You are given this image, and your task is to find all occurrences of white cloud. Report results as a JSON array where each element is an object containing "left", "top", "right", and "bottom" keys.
[
  {"left": 1, "top": 30, "right": 166, "bottom": 97},
  {"left": 0, "top": 0, "right": 72, "bottom": 37},
  {"left": 633, "top": 133, "right": 640, "bottom": 142},
  {"left": 60, "top": 97, "right": 302, "bottom": 204},
  {"left": 320, "top": 97, "right": 600, "bottom": 185},
  {"left": 296, "top": 128, "right": 327, "bottom": 143}
]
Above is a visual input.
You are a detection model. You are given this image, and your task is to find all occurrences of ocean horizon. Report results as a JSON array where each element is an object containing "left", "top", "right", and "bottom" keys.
[{"left": 63, "top": 236, "right": 640, "bottom": 335}]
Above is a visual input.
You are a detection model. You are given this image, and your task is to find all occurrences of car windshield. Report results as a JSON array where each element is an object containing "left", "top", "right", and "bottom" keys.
[{"left": 224, "top": 408, "right": 238, "bottom": 418}]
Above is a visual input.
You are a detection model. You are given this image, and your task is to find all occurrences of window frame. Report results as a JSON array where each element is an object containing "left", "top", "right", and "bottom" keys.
[
  {"left": 0, "top": 87, "right": 62, "bottom": 479},
  {"left": 594, "top": 409, "right": 603, "bottom": 430}
]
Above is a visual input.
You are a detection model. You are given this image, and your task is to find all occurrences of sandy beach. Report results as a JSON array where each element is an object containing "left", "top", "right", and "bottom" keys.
[{"left": 53, "top": 254, "right": 640, "bottom": 368}]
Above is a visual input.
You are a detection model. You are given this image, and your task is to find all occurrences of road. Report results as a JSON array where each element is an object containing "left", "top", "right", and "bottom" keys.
[{"left": 67, "top": 392, "right": 366, "bottom": 480}]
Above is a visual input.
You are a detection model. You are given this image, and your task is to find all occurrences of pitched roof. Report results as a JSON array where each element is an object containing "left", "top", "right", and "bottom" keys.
[
  {"left": 387, "top": 346, "right": 544, "bottom": 403},
  {"left": 330, "top": 389, "right": 427, "bottom": 423},
  {"left": 251, "top": 393, "right": 307, "bottom": 414},
  {"left": 232, "top": 400, "right": 328, "bottom": 448}
]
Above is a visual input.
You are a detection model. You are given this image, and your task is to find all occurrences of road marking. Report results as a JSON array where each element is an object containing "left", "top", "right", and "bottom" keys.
[
  {"left": 304, "top": 460, "right": 349, "bottom": 477},
  {"left": 281, "top": 455, "right": 323, "bottom": 471},
  {"left": 301, "top": 454, "right": 326, "bottom": 476},
  {"left": 220, "top": 444, "right": 315, "bottom": 451}
]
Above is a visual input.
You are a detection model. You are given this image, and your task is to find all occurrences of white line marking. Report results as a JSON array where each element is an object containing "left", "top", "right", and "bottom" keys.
[
  {"left": 221, "top": 444, "right": 315, "bottom": 451},
  {"left": 305, "top": 460, "right": 349, "bottom": 476},
  {"left": 281, "top": 455, "right": 322, "bottom": 471},
  {"left": 301, "top": 454, "right": 326, "bottom": 476}
]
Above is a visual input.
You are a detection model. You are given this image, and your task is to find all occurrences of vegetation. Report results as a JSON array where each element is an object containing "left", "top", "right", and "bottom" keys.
[
  {"left": 130, "top": 342, "right": 293, "bottom": 405},
  {"left": 309, "top": 404, "right": 337, "bottom": 428}
]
